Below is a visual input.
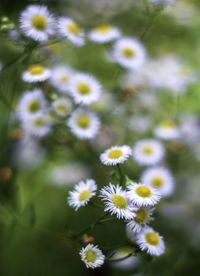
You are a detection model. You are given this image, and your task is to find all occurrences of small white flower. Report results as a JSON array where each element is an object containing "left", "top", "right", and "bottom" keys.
[
  {"left": 100, "top": 145, "right": 132, "bottom": 166},
  {"left": 112, "top": 37, "right": 146, "bottom": 69},
  {"left": 132, "top": 139, "right": 165, "bottom": 166},
  {"left": 49, "top": 65, "right": 73, "bottom": 94},
  {"left": 135, "top": 226, "right": 165, "bottom": 256},
  {"left": 68, "top": 179, "right": 97, "bottom": 210},
  {"left": 80, "top": 244, "right": 105, "bottom": 269},
  {"left": 52, "top": 97, "right": 72, "bottom": 117},
  {"left": 154, "top": 121, "right": 180, "bottom": 140},
  {"left": 126, "top": 206, "right": 154, "bottom": 233},
  {"left": 69, "top": 73, "right": 102, "bottom": 105},
  {"left": 127, "top": 182, "right": 161, "bottom": 207},
  {"left": 58, "top": 17, "right": 85, "bottom": 47},
  {"left": 141, "top": 167, "right": 175, "bottom": 197},
  {"left": 22, "top": 112, "right": 51, "bottom": 138},
  {"left": 68, "top": 108, "right": 100, "bottom": 140},
  {"left": 88, "top": 24, "right": 121, "bottom": 44},
  {"left": 22, "top": 64, "right": 51, "bottom": 83},
  {"left": 19, "top": 5, "right": 55, "bottom": 41},
  {"left": 100, "top": 184, "right": 133, "bottom": 219},
  {"left": 18, "top": 89, "right": 47, "bottom": 120}
]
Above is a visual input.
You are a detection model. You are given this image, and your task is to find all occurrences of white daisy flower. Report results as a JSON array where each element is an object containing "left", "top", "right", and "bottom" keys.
[
  {"left": 19, "top": 5, "right": 55, "bottom": 41},
  {"left": 49, "top": 65, "right": 73, "bottom": 93},
  {"left": 132, "top": 139, "right": 165, "bottom": 166},
  {"left": 22, "top": 64, "right": 51, "bottom": 83},
  {"left": 68, "top": 73, "right": 102, "bottom": 105},
  {"left": 126, "top": 206, "right": 154, "bottom": 233},
  {"left": 100, "top": 145, "right": 132, "bottom": 166},
  {"left": 88, "top": 24, "right": 121, "bottom": 44},
  {"left": 18, "top": 89, "right": 47, "bottom": 120},
  {"left": 100, "top": 184, "right": 133, "bottom": 219},
  {"left": 52, "top": 97, "right": 72, "bottom": 117},
  {"left": 22, "top": 112, "right": 51, "bottom": 138},
  {"left": 112, "top": 37, "right": 146, "bottom": 69},
  {"left": 68, "top": 179, "right": 97, "bottom": 210},
  {"left": 154, "top": 121, "right": 180, "bottom": 140},
  {"left": 141, "top": 167, "right": 175, "bottom": 197},
  {"left": 58, "top": 17, "right": 85, "bottom": 47},
  {"left": 135, "top": 226, "right": 165, "bottom": 256},
  {"left": 68, "top": 108, "right": 100, "bottom": 140},
  {"left": 127, "top": 182, "right": 161, "bottom": 207},
  {"left": 80, "top": 243, "right": 105, "bottom": 269}
]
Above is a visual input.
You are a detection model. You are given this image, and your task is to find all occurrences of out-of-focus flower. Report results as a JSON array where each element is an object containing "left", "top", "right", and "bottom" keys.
[
  {"left": 88, "top": 24, "right": 121, "bottom": 44},
  {"left": 154, "top": 121, "right": 180, "bottom": 141},
  {"left": 19, "top": 5, "right": 55, "bottom": 41},
  {"left": 68, "top": 179, "right": 97, "bottom": 210},
  {"left": 79, "top": 244, "right": 105, "bottom": 269},
  {"left": 49, "top": 65, "right": 73, "bottom": 94},
  {"left": 100, "top": 145, "right": 132, "bottom": 166},
  {"left": 52, "top": 97, "right": 72, "bottom": 117},
  {"left": 22, "top": 64, "right": 51, "bottom": 83},
  {"left": 110, "top": 246, "right": 139, "bottom": 270},
  {"left": 149, "top": 0, "right": 175, "bottom": 5}
]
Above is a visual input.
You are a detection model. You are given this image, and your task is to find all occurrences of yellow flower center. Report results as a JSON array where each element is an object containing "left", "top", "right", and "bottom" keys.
[
  {"left": 112, "top": 194, "right": 127, "bottom": 209},
  {"left": 135, "top": 208, "right": 148, "bottom": 224},
  {"left": 28, "top": 65, "right": 45, "bottom": 75},
  {"left": 145, "top": 232, "right": 159, "bottom": 246},
  {"left": 76, "top": 115, "right": 90, "bottom": 129},
  {"left": 59, "top": 75, "right": 69, "bottom": 84},
  {"left": 122, "top": 48, "right": 135, "bottom": 58},
  {"left": 151, "top": 177, "right": 164, "bottom": 188},
  {"left": 108, "top": 149, "right": 123, "bottom": 159},
  {"left": 68, "top": 22, "right": 80, "bottom": 35},
  {"left": 142, "top": 146, "right": 153, "bottom": 155},
  {"left": 79, "top": 190, "right": 90, "bottom": 201},
  {"left": 28, "top": 100, "right": 40, "bottom": 113},
  {"left": 31, "top": 15, "right": 47, "bottom": 31},
  {"left": 77, "top": 83, "right": 91, "bottom": 95},
  {"left": 160, "top": 121, "right": 174, "bottom": 129},
  {"left": 56, "top": 104, "right": 67, "bottom": 113},
  {"left": 135, "top": 186, "right": 152, "bottom": 198},
  {"left": 34, "top": 117, "right": 45, "bottom": 127},
  {"left": 96, "top": 24, "right": 111, "bottom": 33},
  {"left": 85, "top": 250, "right": 97, "bottom": 263}
]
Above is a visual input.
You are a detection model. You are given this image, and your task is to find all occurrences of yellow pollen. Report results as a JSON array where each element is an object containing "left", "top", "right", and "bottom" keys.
[
  {"left": 77, "top": 83, "right": 91, "bottom": 95},
  {"left": 28, "top": 65, "right": 45, "bottom": 75},
  {"left": 151, "top": 177, "right": 163, "bottom": 188},
  {"left": 28, "top": 100, "right": 40, "bottom": 113},
  {"left": 31, "top": 15, "right": 47, "bottom": 31},
  {"left": 76, "top": 115, "right": 90, "bottom": 128},
  {"left": 56, "top": 104, "right": 67, "bottom": 113},
  {"left": 34, "top": 118, "right": 44, "bottom": 127},
  {"left": 108, "top": 149, "right": 123, "bottom": 159},
  {"left": 122, "top": 48, "right": 135, "bottom": 58},
  {"left": 112, "top": 194, "right": 127, "bottom": 209},
  {"left": 135, "top": 208, "right": 147, "bottom": 224},
  {"left": 68, "top": 22, "right": 80, "bottom": 35},
  {"left": 96, "top": 24, "right": 111, "bottom": 33},
  {"left": 79, "top": 190, "right": 90, "bottom": 201},
  {"left": 135, "top": 186, "right": 151, "bottom": 198},
  {"left": 142, "top": 146, "right": 153, "bottom": 155},
  {"left": 85, "top": 250, "right": 97, "bottom": 263},
  {"left": 145, "top": 232, "right": 159, "bottom": 246}
]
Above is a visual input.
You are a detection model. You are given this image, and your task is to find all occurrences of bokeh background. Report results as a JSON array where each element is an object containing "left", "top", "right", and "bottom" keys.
[{"left": 1, "top": 0, "right": 200, "bottom": 275}]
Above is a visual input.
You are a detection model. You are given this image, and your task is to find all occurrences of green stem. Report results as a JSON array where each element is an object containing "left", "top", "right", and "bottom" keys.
[{"left": 117, "top": 164, "right": 124, "bottom": 186}]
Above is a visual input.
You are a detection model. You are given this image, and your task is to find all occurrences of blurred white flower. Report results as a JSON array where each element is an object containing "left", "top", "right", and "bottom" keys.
[
  {"left": 52, "top": 97, "right": 72, "bottom": 117},
  {"left": 22, "top": 64, "right": 51, "bottom": 83},
  {"left": 88, "top": 24, "right": 121, "bottom": 44},
  {"left": 49, "top": 65, "right": 73, "bottom": 94}
]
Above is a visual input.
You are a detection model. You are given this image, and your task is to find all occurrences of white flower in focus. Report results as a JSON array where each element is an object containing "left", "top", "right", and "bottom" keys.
[
  {"left": 126, "top": 206, "right": 154, "bottom": 233},
  {"left": 112, "top": 37, "right": 146, "bottom": 69},
  {"left": 18, "top": 89, "right": 47, "bottom": 120},
  {"left": 135, "top": 226, "right": 165, "bottom": 256},
  {"left": 68, "top": 179, "right": 97, "bottom": 210},
  {"left": 49, "top": 65, "right": 73, "bottom": 94},
  {"left": 100, "top": 184, "right": 133, "bottom": 219},
  {"left": 58, "top": 17, "right": 85, "bottom": 47},
  {"left": 22, "top": 64, "right": 51, "bottom": 83},
  {"left": 80, "top": 244, "right": 105, "bottom": 269},
  {"left": 141, "top": 167, "right": 175, "bottom": 197},
  {"left": 127, "top": 182, "right": 161, "bottom": 207},
  {"left": 68, "top": 108, "right": 100, "bottom": 140},
  {"left": 52, "top": 97, "right": 72, "bottom": 117},
  {"left": 19, "top": 5, "right": 55, "bottom": 41},
  {"left": 100, "top": 145, "right": 132, "bottom": 166},
  {"left": 154, "top": 121, "right": 180, "bottom": 140},
  {"left": 132, "top": 139, "right": 165, "bottom": 166},
  {"left": 88, "top": 24, "right": 121, "bottom": 44},
  {"left": 69, "top": 73, "right": 102, "bottom": 105}
]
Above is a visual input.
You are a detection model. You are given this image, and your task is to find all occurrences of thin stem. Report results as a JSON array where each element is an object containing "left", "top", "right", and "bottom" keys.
[{"left": 117, "top": 164, "right": 124, "bottom": 186}]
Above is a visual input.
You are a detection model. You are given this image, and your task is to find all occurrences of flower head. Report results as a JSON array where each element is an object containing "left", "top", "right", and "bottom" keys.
[
  {"left": 49, "top": 65, "right": 73, "bottom": 93},
  {"left": 100, "top": 145, "right": 132, "bottom": 166},
  {"left": 154, "top": 121, "right": 180, "bottom": 140},
  {"left": 52, "top": 97, "right": 72, "bottom": 117},
  {"left": 88, "top": 24, "right": 121, "bottom": 44},
  {"left": 22, "top": 64, "right": 51, "bottom": 83},
  {"left": 80, "top": 244, "right": 105, "bottom": 269}
]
